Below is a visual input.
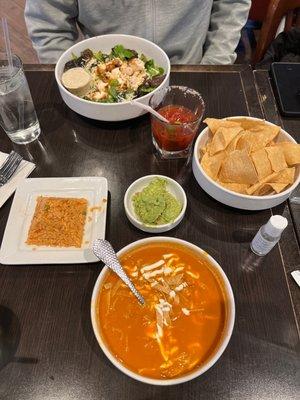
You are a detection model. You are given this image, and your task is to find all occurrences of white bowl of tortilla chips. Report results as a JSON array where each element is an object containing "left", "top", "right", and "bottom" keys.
[{"left": 192, "top": 116, "right": 300, "bottom": 210}]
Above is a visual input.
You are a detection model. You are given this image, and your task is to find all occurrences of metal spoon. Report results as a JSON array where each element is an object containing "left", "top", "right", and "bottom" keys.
[{"left": 92, "top": 239, "right": 145, "bottom": 305}]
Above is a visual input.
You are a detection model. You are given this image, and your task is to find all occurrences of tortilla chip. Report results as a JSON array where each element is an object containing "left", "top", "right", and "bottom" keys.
[
  {"left": 204, "top": 118, "right": 241, "bottom": 135},
  {"left": 246, "top": 167, "right": 295, "bottom": 195},
  {"left": 229, "top": 118, "right": 267, "bottom": 130},
  {"left": 236, "top": 131, "right": 255, "bottom": 153},
  {"left": 200, "top": 116, "right": 298, "bottom": 197},
  {"left": 209, "top": 126, "right": 243, "bottom": 155},
  {"left": 252, "top": 183, "right": 289, "bottom": 196},
  {"left": 218, "top": 181, "right": 250, "bottom": 194},
  {"left": 200, "top": 144, "right": 209, "bottom": 156},
  {"left": 265, "top": 146, "right": 287, "bottom": 172},
  {"left": 251, "top": 148, "right": 272, "bottom": 180},
  {"left": 237, "top": 125, "right": 280, "bottom": 153},
  {"left": 272, "top": 167, "right": 295, "bottom": 184},
  {"left": 201, "top": 151, "right": 226, "bottom": 180},
  {"left": 226, "top": 131, "right": 245, "bottom": 152},
  {"left": 250, "top": 125, "right": 280, "bottom": 151},
  {"left": 272, "top": 142, "right": 300, "bottom": 166},
  {"left": 219, "top": 149, "right": 258, "bottom": 184}
]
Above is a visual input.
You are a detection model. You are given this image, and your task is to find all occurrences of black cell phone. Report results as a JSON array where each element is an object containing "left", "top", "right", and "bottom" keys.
[{"left": 270, "top": 62, "right": 300, "bottom": 117}]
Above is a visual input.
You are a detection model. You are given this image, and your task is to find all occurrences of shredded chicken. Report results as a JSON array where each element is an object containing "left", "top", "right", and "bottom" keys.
[{"left": 86, "top": 56, "right": 147, "bottom": 100}]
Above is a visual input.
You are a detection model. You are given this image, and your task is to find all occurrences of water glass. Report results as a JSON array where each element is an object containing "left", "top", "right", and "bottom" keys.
[
  {"left": 149, "top": 86, "right": 205, "bottom": 159},
  {"left": 0, "top": 55, "right": 40, "bottom": 144}
]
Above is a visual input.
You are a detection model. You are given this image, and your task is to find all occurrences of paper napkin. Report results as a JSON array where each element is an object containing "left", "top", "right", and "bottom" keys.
[{"left": 0, "top": 151, "right": 35, "bottom": 208}]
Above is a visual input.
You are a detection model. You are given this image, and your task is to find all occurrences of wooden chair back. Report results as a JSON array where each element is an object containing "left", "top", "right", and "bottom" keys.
[{"left": 252, "top": 0, "right": 300, "bottom": 64}]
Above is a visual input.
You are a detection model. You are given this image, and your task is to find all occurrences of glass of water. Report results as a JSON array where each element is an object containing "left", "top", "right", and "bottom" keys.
[{"left": 0, "top": 55, "right": 40, "bottom": 144}]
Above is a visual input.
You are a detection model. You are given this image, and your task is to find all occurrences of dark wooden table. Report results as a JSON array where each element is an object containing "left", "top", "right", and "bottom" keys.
[{"left": 0, "top": 65, "right": 299, "bottom": 400}]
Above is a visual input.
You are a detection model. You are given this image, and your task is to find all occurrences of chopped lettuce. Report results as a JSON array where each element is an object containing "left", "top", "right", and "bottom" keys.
[
  {"left": 93, "top": 51, "right": 105, "bottom": 62},
  {"left": 111, "top": 45, "right": 134, "bottom": 60},
  {"left": 145, "top": 59, "right": 164, "bottom": 77},
  {"left": 107, "top": 79, "right": 119, "bottom": 102},
  {"left": 138, "top": 85, "right": 156, "bottom": 95},
  {"left": 140, "top": 53, "right": 148, "bottom": 64}
]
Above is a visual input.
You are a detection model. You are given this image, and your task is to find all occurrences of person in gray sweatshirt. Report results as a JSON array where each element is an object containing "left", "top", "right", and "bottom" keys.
[{"left": 25, "top": 0, "right": 251, "bottom": 65}]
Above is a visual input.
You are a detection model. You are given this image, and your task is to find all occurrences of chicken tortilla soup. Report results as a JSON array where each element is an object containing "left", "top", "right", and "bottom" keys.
[{"left": 96, "top": 242, "right": 229, "bottom": 379}]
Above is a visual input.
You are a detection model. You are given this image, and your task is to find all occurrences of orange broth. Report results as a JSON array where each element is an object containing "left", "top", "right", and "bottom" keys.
[{"left": 96, "top": 242, "right": 228, "bottom": 379}]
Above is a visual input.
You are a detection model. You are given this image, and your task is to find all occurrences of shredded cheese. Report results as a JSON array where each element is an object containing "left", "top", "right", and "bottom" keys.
[
  {"left": 162, "top": 253, "right": 175, "bottom": 260},
  {"left": 166, "top": 257, "right": 179, "bottom": 268},
  {"left": 141, "top": 259, "right": 165, "bottom": 273},
  {"left": 156, "top": 324, "right": 164, "bottom": 338},
  {"left": 175, "top": 282, "right": 188, "bottom": 292},
  {"left": 163, "top": 267, "right": 173, "bottom": 275},
  {"left": 143, "top": 267, "right": 165, "bottom": 280},
  {"left": 156, "top": 335, "right": 169, "bottom": 362},
  {"left": 186, "top": 270, "right": 200, "bottom": 279},
  {"left": 173, "top": 266, "right": 184, "bottom": 274}
]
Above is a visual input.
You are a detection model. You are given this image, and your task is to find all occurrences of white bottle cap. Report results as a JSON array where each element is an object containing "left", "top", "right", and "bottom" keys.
[{"left": 265, "top": 215, "right": 288, "bottom": 237}]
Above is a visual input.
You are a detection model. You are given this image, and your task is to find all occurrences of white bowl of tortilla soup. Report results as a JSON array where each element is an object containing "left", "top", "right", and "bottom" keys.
[
  {"left": 192, "top": 116, "right": 300, "bottom": 210},
  {"left": 91, "top": 237, "right": 235, "bottom": 385}
]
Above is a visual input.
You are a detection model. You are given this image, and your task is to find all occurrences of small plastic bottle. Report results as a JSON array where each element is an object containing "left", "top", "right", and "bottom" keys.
[{"left": 250, "top": 215, "right": 288, "bottom": 256}]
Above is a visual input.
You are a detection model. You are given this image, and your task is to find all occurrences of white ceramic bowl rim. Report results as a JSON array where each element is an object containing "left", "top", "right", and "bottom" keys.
[
  {"left": 55, "top": 34, "right": 171, "bottom": 107},
  {"left": 91, "top": 236, "right": 235, "bottom": 386},
  {"left": 124, "top": 174, "right": 187, "bottom": 229},
  {"left": 193, "top": 116, "right": 300, "bottom": 200}
]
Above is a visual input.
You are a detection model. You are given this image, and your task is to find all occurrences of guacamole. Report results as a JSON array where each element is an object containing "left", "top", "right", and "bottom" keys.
[{"left": 132, "top": 178, "right": 182, "bottom": 225}]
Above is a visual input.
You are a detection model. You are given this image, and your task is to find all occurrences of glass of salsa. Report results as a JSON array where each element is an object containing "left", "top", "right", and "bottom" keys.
[{"left": 149, "top": 86, "right": 205, "bottom": 158}]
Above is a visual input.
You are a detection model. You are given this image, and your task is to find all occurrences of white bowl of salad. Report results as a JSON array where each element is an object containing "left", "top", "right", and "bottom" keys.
[{"left": 55, "top": 34, "right": 170, "bottom": 121}]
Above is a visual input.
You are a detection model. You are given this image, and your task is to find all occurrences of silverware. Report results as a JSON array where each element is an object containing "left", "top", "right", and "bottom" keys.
[
  {"left": 93, "top": 239, "right": 145, "bottom": 305},
  {"left": 0, "top": 151, "right": 23, "bottom": 187}
]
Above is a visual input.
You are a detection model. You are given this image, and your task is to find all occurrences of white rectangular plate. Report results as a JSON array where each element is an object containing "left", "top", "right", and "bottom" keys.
[{"left": 0, "top": 177, "right": 108, "bottom": 265}]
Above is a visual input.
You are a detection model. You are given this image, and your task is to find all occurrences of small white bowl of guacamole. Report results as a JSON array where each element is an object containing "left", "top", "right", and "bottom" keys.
[{"left": 124, "top": 175, "right": 187, "bottom": 233}]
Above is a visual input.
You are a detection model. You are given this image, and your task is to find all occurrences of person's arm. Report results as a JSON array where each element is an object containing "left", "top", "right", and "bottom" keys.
[
  {"left": 201, "top": 0, "right": 251, "bottom": 65},
  {"left": 25, "top": 0, "right": 79, "bottom": 63}
]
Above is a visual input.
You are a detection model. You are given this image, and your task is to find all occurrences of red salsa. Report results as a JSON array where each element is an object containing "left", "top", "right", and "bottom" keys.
[
  {"left": 159, "top": 105, "right": 197, "bottom": 124},
  {"left": 151, "top": 105, "right": 199, "bottom": 152}
]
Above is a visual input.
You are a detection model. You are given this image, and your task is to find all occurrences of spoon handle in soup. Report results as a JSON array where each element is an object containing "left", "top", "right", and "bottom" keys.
[{"left": 92, "top": 239, "right": 145, "bottom": 305}]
